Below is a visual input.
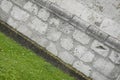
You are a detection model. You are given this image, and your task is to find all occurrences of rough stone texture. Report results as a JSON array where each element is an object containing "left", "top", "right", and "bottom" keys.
[
  {"left": 38, "top": 8, "right": 50, "bottom": 21},
  {"left": 11, "top": 6, "right": 30, "bottom": 21},
  {"left": 100, "top": 18, "right": 120, "bottom": 39},
  {"left": 28, "top": 17, "right": 48, "bottom": 34},
  {"left": 58, "top": 51, "right": 75, "bottom": 64},
  {"left": 11, "top": 0, "right": 28, "bottom": 7},
  {"left": 91, "top": 72, "right": 110, "bottom": 80},
  {"left": 17, "top": 25, "right": 32, "bottom": 38},
  {"left": 74, "top": 45, "right": 88, "bottom": 59},
  {"left": 47, "top": 27, "right": 61, "bottom": 41},
  {"left": 7, "top": 17, "right": 19, "bottom": 28},
  {"left": 73, "top": 29, "right": 91, "bottom": 44},
  {"left": 46, "top": 42, "right": 58, "bottom": 56},
  {"left": 58, "top": 22, "right": 74, "bottom": 34},
  {"left": 58, "top": 0, "right": 86, "bottom": 16},
  {"left": 24, "top": 1, "right": 38, "bottom": 15},
  {"left": 117, "top": 75, "right": 120, "bottom": 80},
  {"left": 0, "top": 8, "right": 9, "bottom": 22},
  {"left": 93, "top": 58, "right": 115, "bottom": 77},
  {"left": 80, "top": 8, "right": 103, "bottom": 26},
  {"left": 81, "top": 51, "right": 95, "bottom": 62},
  {"left": 109, "top": 51, "right": 120, "bottom": 64},
  {"left": 49, "top": 17, "right": 60, "bottom": 27},
  {"left": 91, "top": 40, "right": 109, "bottom": 57},
  {"left": 60, "top": 37, "right": 73, "bottom": 50},
  {"left": 73, "top": 61, "right": 92, "bottom": 76},
  {"left": 0, "top": 0, "right": 13, "bottom": 13}
]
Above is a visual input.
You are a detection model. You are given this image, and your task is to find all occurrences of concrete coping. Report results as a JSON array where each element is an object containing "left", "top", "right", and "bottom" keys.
[{"left": 35, "top": 0, "right": 120, "bottom": 53}]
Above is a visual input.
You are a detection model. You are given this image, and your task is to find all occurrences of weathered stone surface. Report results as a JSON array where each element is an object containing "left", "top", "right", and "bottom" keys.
[
  {"left": 38, "top": 8, "right": 50, "bottom": 21},
  {"left": 0, "top": 8, "right": 9, "bottom": 21},
  {"left": 81, "top": 51, "right": 95, "bottom": 62},
  {"left": 60, "top": 37, "right": 73, "bottom": 50},
  {"left": 58, "top": 51, "right": 75, "bottom": 64},
  {"left": 47, "top": 27, "right": 61, "bottom": 41},
  {"left": 0, "top": 0, "right": 13, "bottom": 13},
  {"left": 46, "top": 42, "right": 58, "bottom": 56},
  {"left": 100, "top": 18, "right": 120, "bottom": 39},
  {"left": 74, "top": 45, "right": 87, "bottom": 59},
  {"left": 24, "top": 1, "right": 38, "bottom": 15},
  {"left": 11, "top": 0, "right": 28, "bottom": 7},
  {"left": 69, "top": 16, "right": 90, "bottom": 32},
  {"left": 7, "top": 17, "right": 19, "bottom": 28},
  {"left": 80, "top": 8, "right": 103, "bottom": 26},
  {"left": 91, "top": 40, "right": 109, "bottom": 57},
  {"left": 86, "top": 25, "right": 109, "bottom": 42},
  {"left": 117, "top": 75, "right": 120, "bottom": 80},
  {"left": 58, "top": 22, "right": 74, "bottom": 34},
  {"left": 11, "top": 6, "right": 29, "bottom": 21},
  {"left": 73, "top": 61, "right": 92, "bottom": 76},
  {"left": 17, "top": 25, "right": 32, "bottom": 38},
  {"left": 28, "top": 17, "right": 48, "bottom": 34},
  {"left": 49, "top": 17, "right": 60, "bottom": 27},
  {"left": 105, "top": 36, "right": 120, "bottom": 52},
  {"left": 109, "top": 51, "right": 120, "bottom": 64},
  {"left": 91, "top": 72, "right": 110, "bottom": 80},
  {"left": 93, "top": 58, "right": 115, "bottom": 77},
  {"left": 31, "top": 34, "right": 49, "bottom": 47},
  {"left": 58, "top": 0, "right": 85, "bottom": 16},
  {"left": 73, "top": 29, "right": 91, "bottom": 44},
  {"left": 49, "top": 3, "right": 73, "bottom": 20}
]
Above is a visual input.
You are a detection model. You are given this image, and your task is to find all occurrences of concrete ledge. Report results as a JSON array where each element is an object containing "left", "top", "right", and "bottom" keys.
[
  {"left": 35, "top": 0, "right": 120, "bottom": 53},
  {"left": 0, "top": 20, "right": 91, "bottom": 80}
]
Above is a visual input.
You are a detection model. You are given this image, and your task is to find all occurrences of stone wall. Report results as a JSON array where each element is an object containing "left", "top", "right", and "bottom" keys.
[{"left": 0, "top": 0, "right": 120, "bottom": 80}]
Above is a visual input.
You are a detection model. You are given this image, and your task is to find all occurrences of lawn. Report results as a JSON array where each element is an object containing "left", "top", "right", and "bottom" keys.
[{"left": 0, "top": 32, "right": 75, "bottom": 80}]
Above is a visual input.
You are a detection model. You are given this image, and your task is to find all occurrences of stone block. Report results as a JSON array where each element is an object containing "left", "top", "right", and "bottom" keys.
[
  {"left": 38, "top": 8, "right": 50, "bottom": 21},
  {"left": 69, "top": 16, "right": 90, "bottom": 32},
  {"left": 73, "top": 29, "right": 91, "bottom": 44},
  {"left": 47, "top": 27, "right": 61, "bottom": 41},
  {"left": 58, "top": 51, "right": 75, "bottom": 64},
  {"left": 93, "top": 58, "right": 115, "bottom": 77},
  {"left": 0, "top": 8, "right": 9, "bottom": 22},
  {"left": 49, "top": 3, "right": 73, "bottom": 21},
  {"left": 81, "top": 51, "right": 95, "bottom": 62},
  {"left": 80, "top": 8, "right": 103, "bottom": 26},
  {"left": 28, "top": 17, "right": 48, "bottom": 34},
  {"left": 105, "top": 36, "right": 120, "bottom": 52},
  {"left": 86, "top": 25, "right": 109, "bottom": 42},
  {"left": 17, "top": 25, "right": 32, "bottom": 38},
  {"left": 58, "top": 22, "right": 74, "bottom": 34},
  {"left": 11, "top": 6, "right": 29, "bottom": 21},
  {"left": 73, "top": 61, "right": 92, "bottom": 76},
  {"left": 91, "top": 72, "right": 110, "bottom": 80},
  {"left": 60, "top": 37, "right": 73, "bottom": 50},
  {"left": 49, "top": 17, "right": 60, "bottom": 27},
  {"left": 91, "top": 40, "right": 109, "bottom": 57},
  {"left": 0, "top": 0, "right": 13, "bottom": 13},
  {"left": 74, "top": 45, "right": 88, "bottom": 59},
  {"left": 11, "top": 0, "right": 28, "bottom": 7},
  {"left": 7, "top": 17, "right": 19, "bottom": 28},
  {"left": 109, "top": 51, "right": 120, "bottom": 64},
  {"left": 46, "top": 42, "right": 58, "bottom": 56},
  {"left": 24, "top": 1, "right": 38, "bottom": 15},
  {"left": 100, "top": 18, "right": 120, "bottom": 39}
]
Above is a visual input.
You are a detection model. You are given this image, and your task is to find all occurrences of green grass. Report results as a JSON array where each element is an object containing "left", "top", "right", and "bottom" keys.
[{"left": 0, "top": 32, "right": 75, "bottom": 80}]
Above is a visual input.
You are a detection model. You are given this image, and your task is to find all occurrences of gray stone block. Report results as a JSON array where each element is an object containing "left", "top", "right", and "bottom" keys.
[
  {"left": 69, "top": 16, "right": 90, "bottom": 32},
  {"left": 49, "top": 3, "right": 73, "bottom": 21},
  {"left": 0, "top": 8, "right": 9, "bottom": 22},
  {"left": 105, "top": 36, "right": 120, "bottom": 52},
  {"left": 86, "top": 25, "right": 109, "bottom": 42}
]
